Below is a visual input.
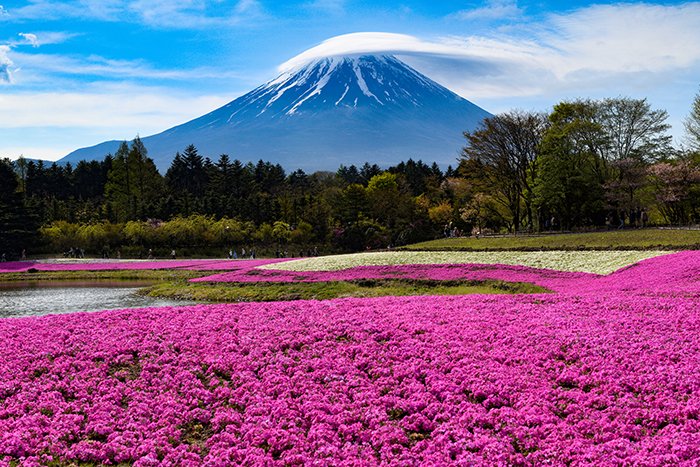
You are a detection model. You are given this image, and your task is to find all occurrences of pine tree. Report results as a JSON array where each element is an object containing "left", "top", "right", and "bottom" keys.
[
  {"left": 0, "top": 158, "right": 37, "bottom": 259},
  {"left": 105, "top": 138, "right": 163, "bottom": 221}
]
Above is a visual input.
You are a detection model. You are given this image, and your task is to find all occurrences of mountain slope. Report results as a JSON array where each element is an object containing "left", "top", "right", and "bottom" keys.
[{"left": 60, "top": 55, "right": 491, "bottom": 171}]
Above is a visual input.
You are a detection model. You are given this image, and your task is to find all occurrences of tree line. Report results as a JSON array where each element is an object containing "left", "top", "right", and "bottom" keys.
[
  {"left": 461, "top": 96, "right": 700, "bottom": 232},
  {"left": 1, "top": 93, "right": 700, "bottom": 259}
]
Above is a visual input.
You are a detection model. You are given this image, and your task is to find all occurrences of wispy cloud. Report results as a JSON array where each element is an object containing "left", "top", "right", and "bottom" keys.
[
  {"left": 280, "top": 3, "right": 700, "bottom": 102},
  {"left": 0, "top": 87, "right": 230, "bottom": 128},
  {"left": 0, "top": 44, "right": 13, "bottom": 83},
  {"left": 451, "top": 0, "right": 523, "bottom": 21},
  {"left": 18, "top": 32, "right": 38, "bottom": 47},
  {"left": 1, "top": 30, "right": 79, "bottom": 83},
  {"left": 0, "top": 1, "right": 77, "bottom": 21},
  {"left": 0, "top": 0, "right": 267, "bottom": 29},
  {"left": 128, "top": 0, "right": 266, "bottom": 28},
  {"left": 0, "top": 85, "right": 233, "bottom": 160},
  {"left": 11, "top": 51, "right": 248, "bottom": 84},
  {"left": 234, "top": 0, "right": 263, "bottom": 15},
  {"left": 305, "top": 0, "right": 345, "bottom": 14},
  {"left": 4, "top": 31, "right": 73, "bottom": 47},
  {"left": 544, "top": 3, "right": 700, "bottom": 76}
]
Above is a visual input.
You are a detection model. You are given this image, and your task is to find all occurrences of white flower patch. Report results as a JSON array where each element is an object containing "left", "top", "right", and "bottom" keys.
[{"left": 259, "top": 250, "right": 673, "bottom": 275}]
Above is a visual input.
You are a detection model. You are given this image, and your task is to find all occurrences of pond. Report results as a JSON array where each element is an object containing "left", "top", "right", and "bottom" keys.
[{"left": 0, "top": 280, "right": 198, "bottom": 318}]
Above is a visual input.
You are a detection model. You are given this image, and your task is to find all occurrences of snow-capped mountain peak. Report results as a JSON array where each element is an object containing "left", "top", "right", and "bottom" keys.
[
  {"left": 215, "top": 55, "right": 459, "bottom": 121},
  {"left": 60, "top": 54, "right": 492, "bottom": 171}
]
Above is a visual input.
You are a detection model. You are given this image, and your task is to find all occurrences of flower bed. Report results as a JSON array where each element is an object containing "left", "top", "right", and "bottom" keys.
[
  {"left": 0, "top": 251, "right": 671, "bottom": 277},
  {"left": 258, "top": 250, "right": 671, "bottom": 275},
  {"left": 1, "top": 250, "right": 699, "bottom": 465},
  {"left": 0, "top": 258, "right": 288, "bottom": 274},
  {"left": 194, "top": 250, "right": 700, "bottom": 297},
  {"left": 192, "top": 262, "right": 593, "bottom": 294},
  {"left": 1, "top": 290, "right": 700, "bottom": 465}
]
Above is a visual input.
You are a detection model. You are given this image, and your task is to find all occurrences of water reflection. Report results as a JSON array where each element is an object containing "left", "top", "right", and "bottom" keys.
[{"left": 0, "top": 281, "right": 197, "bottom": 318}]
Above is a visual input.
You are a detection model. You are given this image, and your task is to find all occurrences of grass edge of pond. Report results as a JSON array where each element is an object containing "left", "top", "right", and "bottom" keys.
[
  {"left": 143, "top": 278, "right": 550, "bottom": 302},
  {"left": 0, "top": 269, "right": 209, "bottom": 282},
  {"left": 0, "top": 270, "right": 550, "bottom": 304}
]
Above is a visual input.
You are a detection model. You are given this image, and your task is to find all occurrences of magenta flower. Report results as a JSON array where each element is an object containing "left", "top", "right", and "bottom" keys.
[{"left": 0, "top": 251, "right": 699, "bottom": 464}]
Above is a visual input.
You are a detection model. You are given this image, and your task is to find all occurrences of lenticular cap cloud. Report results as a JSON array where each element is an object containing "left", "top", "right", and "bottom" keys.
[{"left": 278, "top": 32, "right": 472, "bottom": 72}]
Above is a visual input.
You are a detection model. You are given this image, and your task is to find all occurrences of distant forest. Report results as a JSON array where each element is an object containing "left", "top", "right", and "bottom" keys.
[{"left": 2, "top": 95, "right": 700, "bottom": 259}]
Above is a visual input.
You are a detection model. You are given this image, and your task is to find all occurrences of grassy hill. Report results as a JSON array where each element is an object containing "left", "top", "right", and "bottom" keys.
[{"left": 402, "top": 228, "right": 700, "bottom": 251}]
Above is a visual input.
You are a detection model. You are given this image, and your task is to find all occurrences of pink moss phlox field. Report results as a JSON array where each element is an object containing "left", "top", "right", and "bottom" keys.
[
  {"left": 191, "top": 262, "right": 595, "bottom": 292},
  {"left": 2, "top": 291, "right": 700, "bottom": 465},
  {"left": 589, "top": 250, "right": 700, "bottom": 296},
  {"left": 192, "top": 250, "right": 700, "bottom": 297},
  {"left": 2, "top": 250, "right": 700, "bottom": 465},
  {"left": 0, "top": 258, "right": 288, "bottom": 273}
]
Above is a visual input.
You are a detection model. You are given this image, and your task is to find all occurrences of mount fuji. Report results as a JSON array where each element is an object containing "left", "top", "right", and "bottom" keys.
[{"left": 60, "top": 55, "right": 491, "bottom": 171}]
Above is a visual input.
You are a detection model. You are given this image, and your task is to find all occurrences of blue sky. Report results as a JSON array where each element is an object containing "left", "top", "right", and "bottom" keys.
[{"left": 1, "top": 0, "right": 699, "bottom": 161}]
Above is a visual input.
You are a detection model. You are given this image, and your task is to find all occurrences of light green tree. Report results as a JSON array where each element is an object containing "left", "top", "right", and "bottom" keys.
[
  {"left": 685, "top": 88, "right": 700, "bottom": 152},
  {"left": 105, "top": 138, "right": 164, "bottom": 221},
  {"left": 534, "top": 101, "right": 605, "bottom": 230}
]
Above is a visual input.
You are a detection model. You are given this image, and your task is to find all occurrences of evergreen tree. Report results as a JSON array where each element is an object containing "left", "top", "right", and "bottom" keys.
[
  {"left": 105, "top": 142, "right": 134, "bottom": 221},
  {"left": 359, "top": 163, "right": 381, "bottom": 184},
  {"left": 207, "top": 154, "right": 233, "bottom": 217},
  {"left": 0, "top": 158, "right": 37, "bottom": 259},
  {"left": 105, "top": 138, "right": 163, "bottom": 221},
  {"left": 337, "top": 164, "right": 361, "bottom": 185},
  {"left": 166, "top": 145, "right": 209, "bottom": 215},
  {"left": 128, "top": 136, "right": 164, "bottom": 218},
  {"left": 183, "top": 144, "right": 208, "bottom": 198}
]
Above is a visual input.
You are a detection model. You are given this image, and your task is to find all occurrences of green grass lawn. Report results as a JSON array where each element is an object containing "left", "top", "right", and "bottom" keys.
[
  {"left": 0, "top": 270, "right": 547, "bottom": 303},
  {"left": 143, "top": 279, "right": 548, "bottom": 302},
  {"left": 0, "top": 269, "right": 204, "bottom": 282},
  {"left": 402, "top": 228, "right": 700, "bottom": 251}
]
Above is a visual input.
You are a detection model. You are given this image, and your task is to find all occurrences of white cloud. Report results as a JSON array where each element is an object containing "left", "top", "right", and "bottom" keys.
[
  {"left": 234, "top": 0, "right": 262, "bottom": 15},
  {"left": 279, "top": 32, "right": 461, "bottom": 71},
  {"left": 0, "top": 2, "right": 76, "bottom": 21},
  {"left": 279, "top": 31, "right": 558, "bottom": 86},
  {"left": 0, "top": 5, "right": 8, "bottom": 17},
  {"left": 0, "top": 44, "right": 13, "bottom": 83},
  {"left": 18, "top": 33, "right": 39, "bottom": 47},
  {"left": 545, "top": 3, "right": 700, "bottom": 77},
  {"left": 4, "top": 0, "right": 122, "bottom": 22},
  {"left": 305, "top": 0, "right": 345, "bottom": 14},
  {"left": 274, "top": 3, "right": 700, "bottom": 143},
  {"left": 127, "top": 0, "right": 205, "bottom": 27},
  {"left": 0, "top": 89, "right": 229, "bottom": 128},
  {"left": 1, "top": 145, "right": 74, "bottom": 162},
  {"left": 123, "top": 0, "right": 267, "bottom": 28},
  {"left": 4, "top": 31, "right": 75, "bottom": 47},
  {"left": 280, "top": 3, "right": 700, "bottom": 99},
  {"left": 28, "top": 31, "right": 77, "bottom": 46},
  {"left": 0, "top": 86, "right": 233, "bottom": 160},
  {"left": 1, "top": 0, "right": 266, "bottom": 29},
  {"left": 0, "top": 31, "right": 79, "bottom": 84},
  {"left": 9, "top": 51, "right": 247, "bottom": 84},
  {"left": 452, "top": 0, "right": 523, "bottom": 21},
  {"left": 79, "top": 0, "right": 124, "bottom": 20}
]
